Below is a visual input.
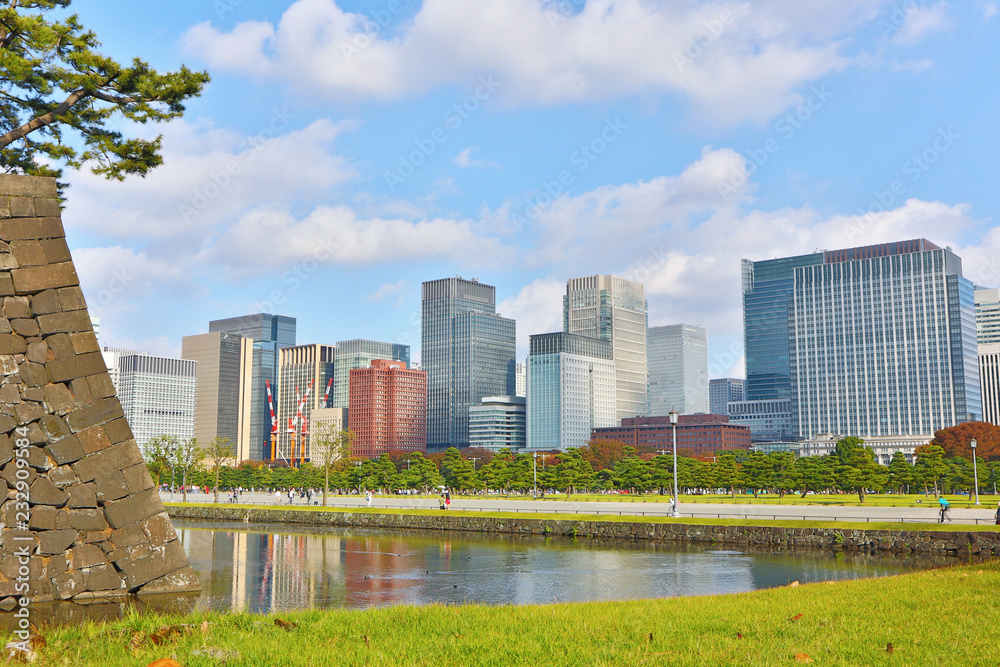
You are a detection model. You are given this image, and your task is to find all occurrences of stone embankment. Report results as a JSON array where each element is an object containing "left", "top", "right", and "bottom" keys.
[{"left": 168, "top": 505, "right": 1000, "bottom": 556}]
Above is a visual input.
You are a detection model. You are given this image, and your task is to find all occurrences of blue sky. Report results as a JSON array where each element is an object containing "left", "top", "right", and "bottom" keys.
[{"left": 63, "top": 0, "right": 1000, "bottom": 376}]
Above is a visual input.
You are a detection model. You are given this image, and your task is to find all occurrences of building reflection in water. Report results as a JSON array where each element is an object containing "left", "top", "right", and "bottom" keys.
[{"left": 172, "top": 520, "right": 961, "bottom": 616}]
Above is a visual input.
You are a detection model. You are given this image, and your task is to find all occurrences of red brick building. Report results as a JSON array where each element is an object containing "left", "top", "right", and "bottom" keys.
[
  {"left": 591, "top": 414, "right": 751, "bottom": 456},
  {"left": 349, "top": 359, "right": 427, "bottom": 459}
]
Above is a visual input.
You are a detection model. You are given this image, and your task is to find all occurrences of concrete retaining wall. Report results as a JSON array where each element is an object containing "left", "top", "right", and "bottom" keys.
[{"left": 168, "top": 505, "right": 1000, "bottom": 556}]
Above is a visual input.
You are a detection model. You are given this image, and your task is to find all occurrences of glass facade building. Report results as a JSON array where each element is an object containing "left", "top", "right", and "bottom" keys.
[
  {"left": 647, "top": 324, "right": 709, "bottom": 416},
  {"left": 975, "top": 288, "right": 1000, "bottom": 344},
  {"left": 210, "top": 313, "right": 296, "bottom": 460},
  {"left": 421, "top": 278, "right": 516, "bottom": 451},
  {"left": 332, "top": 339, "right": 410, "bottom": 410},
  {"left": 564, "top": 275, "right": 648, "bottom": 422},
  {"left": 709, "top": 378, "right": 744, "bottom": 415},
  {"left": 469, "top": 396, "right": 526, "bottom": 451},
  {"left": 527, "top": 332, "right": 616, "bottom": 451},
  {"left": 277, "top": 344, "right": 335, "bottom": 464}
]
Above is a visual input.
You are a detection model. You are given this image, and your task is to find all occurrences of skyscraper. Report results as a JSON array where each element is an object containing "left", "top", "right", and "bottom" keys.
[
  {"left": 527, "top": 332, "right": 616, "bottom": 450},
  {"left": 332, "top": 339, "right": 410, "bottom": 410},
  {"left": 709, "top": 378, "right": 745, "bottom": 416},
  {"left": 349, "top": 360, "right": 427, "bottom": 459},
  {"left": 975, "top": 288, "right": 1000, "bottom": 344},
  {"left": 210, "top": 313, "right": 296, "bottom": 460},
  {"left": 744, "top": 239, "right": 980, "bottom": 440},
  {"left": 975, "top": 289, "right": 1000, "bottom": 424},
  {"left": 114, "top": 353, "right": 197, "bottom": 448},
  {"left": 181, "top": 332, "right": 254, "bottom": 459},
  {"left": 563, "top": 275, "right": 647, "bottom": 422},
  {"left": 276, "top": 344, "right": 335, "bottom": 464},
  {"left": 421, "top": 277, "right": 516, "bottom": 451},
  {"left": 647, "top": 324, "right": 709, "bottom": 415}
]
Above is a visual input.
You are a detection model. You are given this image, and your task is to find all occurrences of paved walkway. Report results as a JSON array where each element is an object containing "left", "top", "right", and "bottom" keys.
[{"left": 161, "top": 491, "right": 998, "bottom": 526}]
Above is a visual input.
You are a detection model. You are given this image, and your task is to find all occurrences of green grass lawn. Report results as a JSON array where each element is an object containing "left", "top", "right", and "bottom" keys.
[
  {"left": 541, "top": 492, "right": 1000, "bottom": 508},
  {"left": 20, "top": 560, "right": 1000, "bottom": 666}
]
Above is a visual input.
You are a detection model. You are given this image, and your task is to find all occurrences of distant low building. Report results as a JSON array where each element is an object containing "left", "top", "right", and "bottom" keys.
[
  {"left": 470, "top": 396, "right": 526, "bottom": 451},
  {"left": 592, "top": 414, "right": 751, "bottom": 457}
]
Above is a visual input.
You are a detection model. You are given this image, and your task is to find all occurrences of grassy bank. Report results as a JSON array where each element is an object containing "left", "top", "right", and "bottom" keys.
[
  {"left": 168, "top": 502, "right": 1000, "bottom": 533},
  {"left": 19, "top": 560, "right": 1000, "bottom": 666}
]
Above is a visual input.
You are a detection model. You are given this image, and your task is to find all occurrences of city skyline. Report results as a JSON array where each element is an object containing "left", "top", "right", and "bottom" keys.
[{"left": 64, "top": 2, "right": 1000, "bottom": 381}]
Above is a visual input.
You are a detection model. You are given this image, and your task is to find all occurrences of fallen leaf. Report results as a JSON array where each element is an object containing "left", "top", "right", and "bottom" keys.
[
  {"left": 648, "top": 632, "right": 653, "bottom": 643},
  {"left": 274, "top": 619, "right": 298, "bottom": 631},
  {"left": 789, "top": 614, "right": 803, "bottom": 622},
  {"left": 453, "top": 633, "right": 463, "bottom": 639},
  {"left": 789, "top": 581, "right": 800, "bottom": 588},
  {"left": 150, "top": 625, "right": 195, "bottom": 646},
  {"left": 364, "top": 635, "right": 370, "bottom": 646},
  {"left": 887, "top": 643, "right": 894, "bottom": 654},
  {"left": 146, "top": 660, "right": 184, "bottom": 667},
  {"left": 794, "top": 652, "right": 813, "bottom": 663},
  {"left": 200, "top": 620, "right": 210, "bottom": 636},
  {"left": 736, "top": 633, "right": 743, "bottom": 640}
]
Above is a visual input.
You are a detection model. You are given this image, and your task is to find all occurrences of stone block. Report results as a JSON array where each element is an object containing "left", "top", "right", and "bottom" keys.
[
  {"left": 2, "top": 461, "right": 36, "bottom": 487},
  {"left": 0, "top": 529, "right": 36, "bottom": 554},
  {"left": 2, "top": 296, "right": 30, "bottom": 319},
  {"left": 46, "top": 434, "right": 84, "bottom": 465},
  {"left": 70, "top": 543, "right": 106, "bottom": 569},
  {"left": 38, "top": 529, "right": 76, "bottom": 555},
  {"left": 68, "top": 508, "right": 106, "bottom": 531},
  {"left": 28, "top": 477, "right": 67, "bottom": 506},
  {"left": 52, "top": 570, "right": 85, "bottom": 600},
  {"left": 87, "top": 373, "right": 116, "bottom": 400},
  {"left": 84, "top": 564, "right": 124, "bottom": 591},
  {"left": 110, "top": 524, "right": 147, "bottom": 550},
  {"left": 43, "top": 383, "right": 76, "bottom": 415},
  {"left": 93, "top": 471, "right": 130, "bottom": 503},
  {"left": 58, "top": 287, "right": 87, "bottom": 312},
  {"left": 9, "top": 241, "right": 46, "bottom": 267},
  {"left": 0, "top": 334, "right": 26, "bottom": 355},
  {"left": 0, "top": 415, "right": 15, "bottom": 434},
  {"left": 48, "top": 553, "right": 68, "bottom": 578},
  {"left": 68, "top": 331, "right": 99, "bottom": 355},
  {"left": 102, "top": 418, "right": 132, "bottom": 444},
  {"left": 137, "top": 564, "right": 202, "bottom": 595},
  {"left": 68, "top": 375, "right": 93, "bottom": 404},
  {"left": 8, "top": 197, "right": 35, "bottom": 218},
  {"left": 0, "top": 274, "right": 12, "bottom": 296},
  {"left": 25, "top": 341, "right": 49, "bottom": 365},
  {"left": 36, "top": 309, "right": 91, "bottom": 337},
  {"left": 66, "top": 483, "right": 97, "bottom": 508},
  {"left": 65, "top": 397, "right": 124, "bottom": 433},
  {"left": 28, "top": 505, "right": 57, "bottom": 531},
  {"left": 141, "top": 512, "right": 178, "bottom": 545},
  {"left": 0, "top": 255, "right": 15, "bottom": 270},
  {"left": 33, "top": 196, "right": 60, "bottom": 216},
  {"left": 40, "top": 238, "right": 71, "bottom": 264},
  {"left": 84, "top": 530, "right": 109, "bottom": 544},
  {"left": 17, "top": 360, "right": 49, "bottom": 388},
  {"left": 47, "top": 464, "right": 77, "bottom": 487},
  {"left": 0, "top": 436, "right": 11, "bottom": 467},
  {"left": 73, "top": 440, "right": 143, "bottom": 483},
  {"left": 54, "top": 509, "right": 70, "bottom": 530},
  {"left": 76, "top": 425, "right": 112, "bottom": 454},
  {"left": 10, "top": 319, "right": 39, "bottom": 337},
  {"left": 0, "top": 197, "right": 8, "bottom": 219},
  {"left": 103, "top": 488, "right": 164, "bottom": 530},
  {"left": 119, "top": 540, "right": 190, "bottom": 591},
  {"left": 46, "top": 351, "right": 106, "bottom": 384},
  {"left": 30, "top": 290, "right": 61, "bottom": 315},
  {"left": 11, "top": 261, "right": 78, "bottom": 293},
  {"left": 122, "top": 462, "right": 154, "bottom": 494},
  {"left": 13, "top": 400, "right": 43, "bottom": 424},
  {"left": 22, "top": 445, "right": 50, "bottom": 470},
  {"left": 0, "top": 175, "right": 58, "bottom": 198}
]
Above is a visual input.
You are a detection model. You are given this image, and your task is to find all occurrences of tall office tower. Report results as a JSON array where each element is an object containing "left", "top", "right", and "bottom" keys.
[
  {"left": 349, "top": 360, "right": 427, "bottom": 459},
  {"left": 421, "top": 277, "right": 516, "bottom": 451},
  {"left": 116, "top": 354, "right": 197, "bottom": 448},
  {"left": 210, "top": 314, "right": 296, "bottom": 460},
  {"left": 744, "top": 239, "right": 980, "bottom": 441},
  {"left": 101, "top": 346, "right": 145, "bottom": 392},
  {"left": 975, "top": 288, "right": 1000, "bottom": 344},
  {"left": 563, "top": 275, "right": 648, "bottom": 422},
  {"left": 527, "top": 332, "right": 616, "bottom": 451},
  {"left": 332, "top": 339, "right": 410, "bottom": 410},
  {"left": 709, "top": 378, "right": 745, "bottom": 416},
  {"left": 470, "top": 396, "right": 526, "bottom": 451},
  {"left": 647, "top": 324, "right": 709, "bottom": 416},
  {"left": 980, "top": 344, "right": 1000, "bottom": 425},
  {"left": 277, "top": 344, "right": 335, "bottom": 463},
  {"left": 181, "top": 332, "right": 254, "bottom": 460},
  {"left": 515, "top": 362, "right": 527, "bottom": 398}
]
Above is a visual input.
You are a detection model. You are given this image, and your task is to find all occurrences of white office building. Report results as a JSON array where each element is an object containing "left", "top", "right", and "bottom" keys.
[
  {"left": 115, "top": 353, "right": 197, "bottom": 448},
  {"left": 647, "top": 324, "right": 708, "bottom": 416}
]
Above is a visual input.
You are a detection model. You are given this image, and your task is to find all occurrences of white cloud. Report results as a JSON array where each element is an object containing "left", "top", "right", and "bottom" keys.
[
  {"left": 368, "top": 280, "right": 410, "bottom": 305},
  {"left": 182, "top": 0, "right": 889, "bottom": 125},
  {"left": 74, "top": 246, "right": 198, "bottom": 318},
  {"left": 891, "top": 2, "right": 951, "bottom": 46},
  {"left": 985, "top": 3, "right": 999, "bottom": 20},
  {"left": 454, "top": 147, "right": 500, "bottom": 169},
  {"left": 497, "top": 277, "right": 566, "bottom": 359}
]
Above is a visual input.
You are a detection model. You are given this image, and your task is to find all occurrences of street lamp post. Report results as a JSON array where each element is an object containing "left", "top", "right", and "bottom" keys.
[
  {"left": 669, "top": 409, "right": 680, "bottom": 518},
  {"left": 971, "top": 438, "right": 981, "bottom": 505},
  {"left": 532, "top": 452, "right": 538, "bottom": 499},
  {"left": 170, "top": 442, "right": 177, "bottom": 502}
]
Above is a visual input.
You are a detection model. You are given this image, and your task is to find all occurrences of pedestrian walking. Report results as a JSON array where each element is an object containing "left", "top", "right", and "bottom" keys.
[
  {"left": 288, "top": 489, "right": 294, "bottom": 505},
  {"left": 274, "top": 490, "right": 281, "bottom": 505},
  {"left": 938, "top": 495, "right": 951, "bottom": 523},
  {"left": 365, "top": 490, "right": 372, "bottom": 507},
  {"left": 445, "top": 490, "right": 451, "bottom": 510}
]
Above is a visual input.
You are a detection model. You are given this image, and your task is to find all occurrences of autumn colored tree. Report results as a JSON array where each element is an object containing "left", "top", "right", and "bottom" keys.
[
  {"left": 578, "top": 439, "right": 632, "bottom": 471},
  {"left": 930, "top": 422, "right": 1000, "bottom": 462}
]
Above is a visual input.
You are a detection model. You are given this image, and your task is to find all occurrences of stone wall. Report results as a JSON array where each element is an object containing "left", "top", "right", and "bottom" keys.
[
  {"left": 0, "top": 175, "right": 199, "bottom": 604},
  {"left": 168, "top": 505, "right": 1000, "bottom": 556}
]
